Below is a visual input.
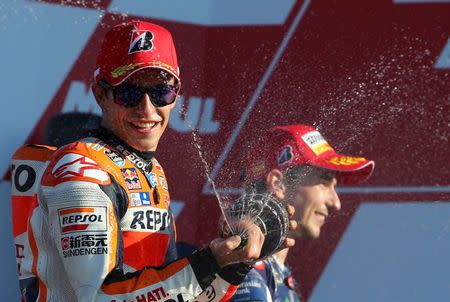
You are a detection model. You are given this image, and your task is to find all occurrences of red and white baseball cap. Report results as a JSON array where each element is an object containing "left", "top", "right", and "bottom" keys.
[
  {"left": 244, "top": 125, "right": 375, "bottom": 185},
  {"left": 94, "top": 20, "right": 180, "bottom": 86}
]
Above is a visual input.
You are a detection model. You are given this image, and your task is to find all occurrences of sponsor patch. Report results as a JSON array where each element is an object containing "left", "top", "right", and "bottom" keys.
[
  {"left": 149, "top": 60, "right": 179, "bottom": 76},
  {"left": 277, "top": 145, "right": 294, "bottom": 165},
  {"left": 91, "top": 142, "right": 106, "bottom": 151},
  {"left": 116, "top": 145, "right": 151, "bottom": 173},
  {"left": 139, "top": 287, "right": 169, "bottom": 301},
  {"left": 104, "top": 149, "right": 125, "bottom": 166},
  {"left": 131, "top": 192, "right": 151, "bottom": 206},
  {"left": 61, "top": 234, "right": 108, "bottom": 258},
  {"left": 121, "top": 168, "right": 142, "bottom": 190},
  {"left": 159, "top": 176, "right": 168, "bottom": 191},
  {"left": 121, "top": 207, "right": 170, "bottom": 232},
  {"left": 129, "top": 30, "right": 154, "bottom": 53},
  {"left": 111, "top": 62, "right": 144, "bottom": 78},
  {"left": 58, "top": 206, "right": 107, "bottom": 234},
  {"left": 147, "top": 172, "right": 158, "bottom": 187},
  {"left": 301, "top": 131, "right": 334, "bottom": 155},
  {"left": 131, "top": 192, "right": 142, "bottom": 207},
  {"left": 327, "top": 156, "right": 366, "bottom": 166},
  {"left": 52, "top": 154, "right": 109, "bottom": 182}
]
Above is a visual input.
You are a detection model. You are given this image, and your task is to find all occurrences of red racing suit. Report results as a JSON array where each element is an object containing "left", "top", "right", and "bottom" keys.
[{"left": 11, "top": 129, "right": 250, "bottom": 302}]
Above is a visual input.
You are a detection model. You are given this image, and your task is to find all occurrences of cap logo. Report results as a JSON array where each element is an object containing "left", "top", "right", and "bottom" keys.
[
  {"left": 327, "top": 156, "right": 366, "bottom": 166},
  {"left": 129, "top": 30, "right": 154, "bottom": 54},
  {"left": 148, "top": 60, "right": 178, "bottom": 75},
  {"left": 277, "top": 145, "right": 294, "bottom": 166},
  {"left": 301, "top": 131, "right": 334, "bottom": 155},
  {"left": 111, "top": 63, "right": 144, "bottom": 78}
]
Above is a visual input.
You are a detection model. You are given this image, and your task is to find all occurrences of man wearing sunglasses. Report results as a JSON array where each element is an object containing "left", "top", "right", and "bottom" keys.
[
  {"left": 229, "top": 125, "right": 374, "bottom": 302},
  {"left": 12, "top": 20, "right": 297, "bottom": 302}
]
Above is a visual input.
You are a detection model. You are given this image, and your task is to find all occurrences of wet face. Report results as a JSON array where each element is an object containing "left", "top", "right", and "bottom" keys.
[
  {"left": 284, "top": 166, "right": 341, "bottom": 239},
  {"left": 95, "top": 69, "right": 177, "bottom": 151}
]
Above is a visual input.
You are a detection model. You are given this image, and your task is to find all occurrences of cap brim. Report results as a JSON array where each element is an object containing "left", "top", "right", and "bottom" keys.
[
  {"left": 106, "top": 63, "right": 180, "bottom": 86},
  {"left": 309, "top": 154, "right": 375, "bottom": 184}
]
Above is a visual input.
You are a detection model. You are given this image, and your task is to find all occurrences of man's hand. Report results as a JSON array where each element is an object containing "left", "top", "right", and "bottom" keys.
[
  {"left": 216, "top": 203, "right": 297, "bottom": 263},
  {"left": 209, "top": 222, "right": 264, "bottom": 268}
]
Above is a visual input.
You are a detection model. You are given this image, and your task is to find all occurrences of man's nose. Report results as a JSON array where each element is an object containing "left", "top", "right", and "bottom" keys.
[
  {"left": 137, "top": 93, "right": 157, "bottom": 113},
  {"left": 328, "top": 187, "right": 341, "bottom": 211}
]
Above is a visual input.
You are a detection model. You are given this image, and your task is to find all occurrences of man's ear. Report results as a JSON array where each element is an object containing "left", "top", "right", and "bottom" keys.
[{"left": 266, "top": 169, "right": 285, "bottom": 199}]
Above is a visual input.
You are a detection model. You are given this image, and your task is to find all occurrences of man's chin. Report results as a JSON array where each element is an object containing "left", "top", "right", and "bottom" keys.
[
  {"left": 299, "top": 226, "right": 320, "bottom": 240},
  {"left": 127, "top": 138, "right": 158, "bottom": 152}
]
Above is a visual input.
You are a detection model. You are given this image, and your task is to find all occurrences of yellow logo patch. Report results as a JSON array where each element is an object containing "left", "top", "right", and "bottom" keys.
[
  {"left": 327, "top": 156, "right": 366, "bottom": 166},
  {"left": 312, "top": 143, "right": 334, "bottom": 155},
  {"left": 111, "top": 63, "right": 144, "bottom": 78},
  {"left": 301, "top": 131, "right": 334, "bottom": 155},
  {"left": 150, "top": 60, "right": 177, "bottom": 74}
]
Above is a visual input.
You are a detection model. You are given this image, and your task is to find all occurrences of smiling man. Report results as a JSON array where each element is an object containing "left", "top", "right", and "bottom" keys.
[
  {"left": 11, "top": 20, "right": 294, "bottom": 302},
  {"left": 230, "top": 124, "right": 375, "bottom": 302}
]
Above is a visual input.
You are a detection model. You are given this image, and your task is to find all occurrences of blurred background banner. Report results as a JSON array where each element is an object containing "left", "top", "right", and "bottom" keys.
[{"left": 1, "top": 0, "right": 449, "bottom": 300}]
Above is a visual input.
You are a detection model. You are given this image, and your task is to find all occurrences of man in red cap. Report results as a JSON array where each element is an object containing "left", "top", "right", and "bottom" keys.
[
  {"left": 229, "top": 124, "right": 374, "bottom": 302},
  {"left": 11, "top": 20, "right": 296, "bottom": 301}
]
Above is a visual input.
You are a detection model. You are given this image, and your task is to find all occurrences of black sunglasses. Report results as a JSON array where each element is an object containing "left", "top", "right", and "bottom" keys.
[{"left": 98, "top": 79, "right": 179, "bottom": 108}]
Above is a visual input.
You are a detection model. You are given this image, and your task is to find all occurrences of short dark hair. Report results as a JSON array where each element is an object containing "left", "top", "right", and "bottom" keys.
[
  {"left": 244, "top": 165, "right": 314, "bottom": 195},
  {"left": 284, "top": 165, "right": 316, "bottom": 183}
]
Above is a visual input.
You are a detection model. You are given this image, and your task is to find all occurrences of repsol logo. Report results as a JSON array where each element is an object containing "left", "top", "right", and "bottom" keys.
[
  {"left": 58, "top": 207, "right": 108, "bottom": 234},
  {"left": 62, "top": 214, "right": 104, "bottom": 225},
  {"left": 127, "top": 208, "right": 169, "bottom": 231}
]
